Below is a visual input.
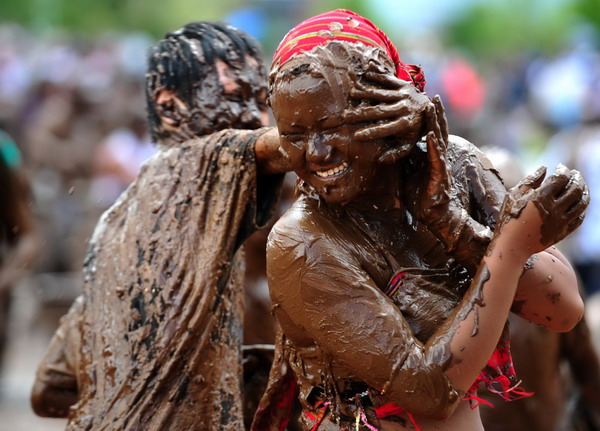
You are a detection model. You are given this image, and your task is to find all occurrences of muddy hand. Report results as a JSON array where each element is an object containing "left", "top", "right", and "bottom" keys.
[
  {"left": 531, "top": 164, "right": 589, "bottom": 246},
  {"left": 497, "top": 164, "right": 589, "bottom": 255},
  {"left": 404, "top": 97, "right": 452, "bottom": 225},
  {"left": 345, "top": 65, "right": 429, "bottom": 143}
]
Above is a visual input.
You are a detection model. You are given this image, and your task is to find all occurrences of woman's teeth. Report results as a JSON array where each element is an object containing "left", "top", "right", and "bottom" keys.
[{"left": 315, "top": 162, "right": 349, "bottom": 178}]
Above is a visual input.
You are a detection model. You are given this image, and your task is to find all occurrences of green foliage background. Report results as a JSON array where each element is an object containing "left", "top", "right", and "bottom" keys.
[
  {"left": 0, "top": 0, "right": 246, "bottom": 37},
  {"left": 0, "top": 0, "right": 598, "bottom": 57}
]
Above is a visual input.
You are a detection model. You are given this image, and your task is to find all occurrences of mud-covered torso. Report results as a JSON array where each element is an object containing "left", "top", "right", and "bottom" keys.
[
  {"left": 331, "top": 202, "right": 470, "bottom": 342},
  {"left": 272, "top": 196, "right": 469, "bottom": 403},
  {"left": 266, "top": 137, "right": 505, "bottom": 415},
  {"left": 344, "top": 206, "right": 471, "bottom": 341}
]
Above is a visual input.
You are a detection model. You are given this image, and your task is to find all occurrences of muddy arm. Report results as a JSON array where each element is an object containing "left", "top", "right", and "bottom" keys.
[
  {"left": 31, "top": 296, "right": 83, "bottom": 417},
  {"left": 419, "top": 129, "right": 585, "bottom": 332},
  {"left": 254, "top": 128, "right": 290, "bottom": 175},
  {"left": 269, "top": 166, "right": 587, "bottom": 419},
  {"left": 269, "top": 210, "right": 532, "bottom": 419},
  {"left": 474, "top": 163, "right": 586, "bottom": 332}
]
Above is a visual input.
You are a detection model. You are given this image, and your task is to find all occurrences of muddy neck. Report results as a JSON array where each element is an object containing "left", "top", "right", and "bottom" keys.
[{"left": 341, "top": 162, "right": 403, "bottom": 215}]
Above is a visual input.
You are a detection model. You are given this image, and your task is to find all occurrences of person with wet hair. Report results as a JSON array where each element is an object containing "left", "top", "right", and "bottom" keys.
[
  {"left": 144, "top": 21, "right": 271, "bottom": 144},
  {"left": 30, "top": 22, "right": 288, "bottom": 430},
  {"left": 253, "top": 10, "right": 589, "bottom": 431}
]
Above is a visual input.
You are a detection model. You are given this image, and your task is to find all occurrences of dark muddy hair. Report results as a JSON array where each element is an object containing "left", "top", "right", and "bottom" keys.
[{"left": 145, "top": 21, "right": 263, "bottom": 141}]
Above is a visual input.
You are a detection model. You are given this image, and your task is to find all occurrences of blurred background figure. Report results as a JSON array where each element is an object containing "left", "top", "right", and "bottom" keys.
[
  {"left": 0, "top": 0, "right": 599, "bottom": 429},
  {"left": 0, "top": 128, "right": 38, "bottom": 374}
]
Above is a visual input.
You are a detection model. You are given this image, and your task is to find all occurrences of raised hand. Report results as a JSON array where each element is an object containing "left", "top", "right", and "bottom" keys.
[
  {"left": 344, "top": 62, "right": 430, "bottom": 145},
  {"left": 403, "top": 96, "right": 451, "bottom": 223},
  {"left": 403, "top": 97, "right": 495, "bottom": 272},
  {"left": 495, "top": 164, "right": 589, "bottom": 257}
]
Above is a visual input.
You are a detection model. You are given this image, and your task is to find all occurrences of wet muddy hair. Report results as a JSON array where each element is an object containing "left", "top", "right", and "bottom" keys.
[
  {"left": 145, "top": 21, "right": 263, "bottom": 141},
  {"left": 268, "top": 41, "right": 395, "bottom": 106}
]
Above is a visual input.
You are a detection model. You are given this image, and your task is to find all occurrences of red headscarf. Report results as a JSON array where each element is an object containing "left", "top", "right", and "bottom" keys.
[{"left": 272, "top": 9, "right": 425, "bottom": 92}]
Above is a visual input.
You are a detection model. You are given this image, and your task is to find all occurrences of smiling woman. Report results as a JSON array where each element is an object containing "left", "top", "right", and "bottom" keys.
[
  {"left": 253, "top": 9, "right": 589, "bottom": 431},
  {"left": 270, "top": 41, "right": 426, "bottom": 206},
  {"left": 272, "top": 58, "right": 387, "bottom": 205}
]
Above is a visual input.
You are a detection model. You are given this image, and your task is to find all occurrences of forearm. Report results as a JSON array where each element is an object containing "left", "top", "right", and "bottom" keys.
[
  {"left": 31, "top": 297, "right": 82, "bottom": 417},
  {"left": 436, "top": 231, "right": 528, "bottom": 391},
  {"left": 272, "top": 238, "right": 461, "bottom": 418},
  {"left": 31, "top": 379, "right": 78, "bottom": 418},
  {"left": 255, "top": 128, "right": 290, "bottom": 175},
  {"left": 275, "top": 234, "right": 520, "bottom": 419},
  {"left": 303, "top": 295, "right": 461, "bottom": 419},
  {"left": 31, "top": 342, "right": 78, "bottom": 418}
]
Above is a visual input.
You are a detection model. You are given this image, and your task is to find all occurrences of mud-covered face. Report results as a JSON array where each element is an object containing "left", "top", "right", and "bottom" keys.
[
  {"left": 188, "top": 57, "right": 268, "bottom": 134},
  {"left": 156, "top": 56, "right": 268, "bottom": 143},
  {"left": 271, "top": 67, "right": 386, "bottom": 205}
]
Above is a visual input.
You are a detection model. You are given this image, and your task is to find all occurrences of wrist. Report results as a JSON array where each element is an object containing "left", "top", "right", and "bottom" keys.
[{"left": 488, "top": 229, "right": 532, "bottom": 267}]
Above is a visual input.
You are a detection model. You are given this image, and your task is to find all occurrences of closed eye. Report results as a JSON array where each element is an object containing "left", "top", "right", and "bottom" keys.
[{"left": 280, "top": 133, "right": 304, "bottom": 149}]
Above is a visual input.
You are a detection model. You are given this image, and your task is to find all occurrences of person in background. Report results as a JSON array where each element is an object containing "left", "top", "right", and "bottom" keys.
[
  {"left": 0, "top": 128, "right": 38, "bottom": 373},
  {"left": 30, "top": 22, "right": 289, "bottom": 430}
]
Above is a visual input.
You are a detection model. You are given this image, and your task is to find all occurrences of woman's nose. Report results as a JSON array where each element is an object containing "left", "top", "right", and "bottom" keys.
[{"left": 306, "top": 133, "right": 333, "bottom": 163}]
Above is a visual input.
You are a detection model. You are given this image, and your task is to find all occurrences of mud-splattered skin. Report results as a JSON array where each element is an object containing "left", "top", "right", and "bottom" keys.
[
  {"left": 148, "top": 57, "right": 268, "bottom": 147},
  {"left": 258, "top": 41, "right": 589, "bottom": 430},
  {"left": 264, "top": 145, "right": 496, "bottom": 427}
]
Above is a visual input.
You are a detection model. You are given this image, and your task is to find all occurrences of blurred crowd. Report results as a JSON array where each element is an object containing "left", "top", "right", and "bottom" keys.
[
  {"left": 0, "top": 23, "right": 154, "bottom": 311},
  {"left": 0, "top": 12, "right": 599, "bottom": 430}
]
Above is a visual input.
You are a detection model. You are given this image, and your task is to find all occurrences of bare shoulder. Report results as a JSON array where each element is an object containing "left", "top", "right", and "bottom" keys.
[
  {"left": 266, "top": 196, "right": 353, "bottom": 283},
  {"left": 267, "top": 197, "right": 329, "bottom": 258}
]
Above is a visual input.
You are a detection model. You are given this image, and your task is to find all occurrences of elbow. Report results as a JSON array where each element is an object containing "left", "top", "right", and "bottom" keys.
[{"left": 553, "top": 294, "right": 585, "bottom": 333}]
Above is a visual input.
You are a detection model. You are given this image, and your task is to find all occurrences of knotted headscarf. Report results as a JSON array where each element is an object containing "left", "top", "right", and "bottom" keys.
[{"left": 272, "top": 9, "right": 425, "bottom": 91}]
